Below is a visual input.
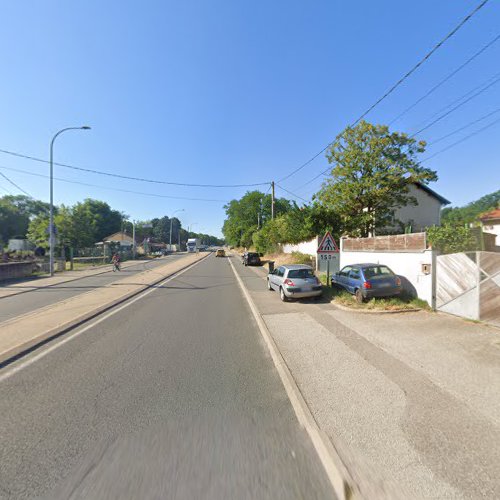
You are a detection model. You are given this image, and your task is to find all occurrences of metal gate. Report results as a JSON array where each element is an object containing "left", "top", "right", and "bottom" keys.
[{"left": 436, "top": 251, "right": 500, "bottom": 327}]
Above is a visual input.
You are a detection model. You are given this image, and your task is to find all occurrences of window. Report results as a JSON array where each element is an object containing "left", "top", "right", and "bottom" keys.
[
  {"left": 288, "top": 269, "right": 314, "bottom": 279},
  {"left": 339, "top": 266, "right": 352, "bottom": 277},
  {"left": 362, "top": 265, "right": 394, "bottom": 279},
  {"left": 277, "top": 267, "right": 285, "bottom": 277},
  {"left": 349, "top": 268, "right": 360, "bottom": 280}
]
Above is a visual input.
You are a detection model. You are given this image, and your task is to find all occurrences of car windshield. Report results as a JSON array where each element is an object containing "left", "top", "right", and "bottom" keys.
[
  {"left": 362, "top": 265, "right": 394, "bottom": 279},
  {"left": 287, "top": 269, "right": 314, "bottom": 279}
]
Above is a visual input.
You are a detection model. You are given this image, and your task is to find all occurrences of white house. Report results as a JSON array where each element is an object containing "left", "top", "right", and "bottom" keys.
[
  {"left": 480, "top": 209, "right": 500, "bottom": 247},
  {"left": 387, "top": 182, "right": 450, "bottom": 233},
  {"left": 101, "top": 231, "right": 134, "bottom": 248}
]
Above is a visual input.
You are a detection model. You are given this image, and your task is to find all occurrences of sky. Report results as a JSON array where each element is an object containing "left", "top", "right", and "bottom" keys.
[{"left": 0, "top": 0, "right": 498, "bottom": 237}]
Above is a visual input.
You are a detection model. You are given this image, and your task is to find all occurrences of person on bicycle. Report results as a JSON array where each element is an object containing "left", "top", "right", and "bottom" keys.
[{"left": 111, "top": 253, "right": 121, "bottom": 271}]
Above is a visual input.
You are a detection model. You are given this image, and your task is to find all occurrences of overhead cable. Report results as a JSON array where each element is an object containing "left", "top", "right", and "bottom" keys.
[
  {"left": 277, "top": 0, "right": 490, "bottom": 183},
  {"left": 0, "top": 170, "right": 33, "bottom": 197},
  {"left": 389, "top": 33, "right": 500, "bottom": 125},
  {"left": 0, "top": 149, "right": 270, "bottom": 188},
  {"left": 0, "top": 166, "right": 229, "bottom": 203}
]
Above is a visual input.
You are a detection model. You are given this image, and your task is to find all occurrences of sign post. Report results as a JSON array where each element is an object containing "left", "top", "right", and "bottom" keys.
[{"left": 317, "top": 231, "right": 340, "bottom": 286}]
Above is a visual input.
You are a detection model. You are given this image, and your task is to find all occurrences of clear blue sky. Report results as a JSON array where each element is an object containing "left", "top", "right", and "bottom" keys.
[{"left": 0, "top": 0, "right": 498, "bottom": 237}]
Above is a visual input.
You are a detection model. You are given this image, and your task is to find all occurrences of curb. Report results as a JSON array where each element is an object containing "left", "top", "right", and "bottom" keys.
[
  {"left": 0, "top": 254, "right": 210, "bottom": 368},
  {"left": 228, "top": 257, "right": 351, "bottom": 499},
  {"left": 229, "top": 256, "right": 405, "bottom": 500}
]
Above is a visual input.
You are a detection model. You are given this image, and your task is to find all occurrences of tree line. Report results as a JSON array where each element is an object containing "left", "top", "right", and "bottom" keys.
[{"left": 0, "top": 196, "right": 224, "bottom": 251}]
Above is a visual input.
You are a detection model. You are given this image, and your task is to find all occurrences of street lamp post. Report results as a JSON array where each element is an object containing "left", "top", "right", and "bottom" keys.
[
  {"left": 169, "top": 209, "right": 184, "bottom": 249},
  {"left": 49, "top": 126, "right": 91, "bottom": 276}
]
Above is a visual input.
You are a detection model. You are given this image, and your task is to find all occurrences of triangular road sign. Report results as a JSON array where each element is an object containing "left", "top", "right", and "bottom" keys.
[{"left": 317, "top": 231, "right": 339, "bottom": 253}]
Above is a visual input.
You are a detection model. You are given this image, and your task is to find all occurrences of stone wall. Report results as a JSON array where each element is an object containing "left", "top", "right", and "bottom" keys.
[{"left": 0, "top": 262, "right": 36, "bottom": 281}]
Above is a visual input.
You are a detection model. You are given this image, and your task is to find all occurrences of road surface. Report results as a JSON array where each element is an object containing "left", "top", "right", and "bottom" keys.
[
  {"left": 0, "top": 254, "right": 334, "bottom": 499},
  {"left": 0, "top": 254, "right": 186, "bottom": 324}
]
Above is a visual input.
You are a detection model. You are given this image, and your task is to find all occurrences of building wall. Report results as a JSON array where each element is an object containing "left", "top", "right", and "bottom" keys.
[
  {"left": 482, "top": 220, "right": 500, "bottom": 246},
  {"left": 391, "top": 184, "right": 442, "bottom": 232}
]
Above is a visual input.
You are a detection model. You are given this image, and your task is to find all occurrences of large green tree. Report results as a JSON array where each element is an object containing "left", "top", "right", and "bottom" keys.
[
  {"left": 27, "top": 205, "right": 74, "bottom": 249},
  {"left": 71, "top": 199, "right": 123, "bottom": 247},
  {"left": 222, "top": 190, "right": 293, "bottom": 247},
  {"left": 316, "top": 121, "right": 437, "bottom": 237},
  {"left": 0, "top": 195, "right": 50, "bottom": 246}
]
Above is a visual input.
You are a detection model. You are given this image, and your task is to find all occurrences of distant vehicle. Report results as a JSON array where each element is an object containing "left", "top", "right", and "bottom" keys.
[
  {"left": 267, "top": 264, "right": 322, "bottom": 302},
  {"left": 215, "top": 249, "right": 225, "bottom": 257},
  {"left": 187, "top": 238, "right": 200, "bottom": 253},
  {"left": 331, "top": 263, "right": 402, "bottom": 303},
  {"left": 242, "top": 252, "right": 261, "bottom": 266}
]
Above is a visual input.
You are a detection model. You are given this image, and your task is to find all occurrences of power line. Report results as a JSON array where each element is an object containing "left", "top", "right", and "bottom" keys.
[
  {"left": 275, "top": 183, "right": 310, "bottom": 204},
  {"left": 0, "top": 170, "right": 33, "bottom": 197},
  {"left": 389, "top": 33, "right": 500, "bottom": 125},
  {"left": 428, "top": 106, "right": 500, "bottom": 145},
  {"left": 0, "top": 184, "right": 13, "bottom": 195},
  {"left": 277, "top": 0, "right": 490, "bottom": 184},
  {"left": 411, "top": 74, "right": 500, "bottom": 137},
  {"left": 413, "top": 71, "right": 500, "bottom": 129},
  {"left": 421, "top": 115, "right": 500, "bottom": 163},
  {"left": 0, "top": 149, "right": 270, "bottom": 188},
  {"left": 0, "top": 165, "right": 229, "bottom": 203}
]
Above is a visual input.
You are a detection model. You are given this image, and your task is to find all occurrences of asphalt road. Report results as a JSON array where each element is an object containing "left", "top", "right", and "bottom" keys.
[
  {"left": 0, "top": 254, "right": 187, "bottom": 324},
  {"left": 0, "top": 254, "right": 334, "bottom": 499}
]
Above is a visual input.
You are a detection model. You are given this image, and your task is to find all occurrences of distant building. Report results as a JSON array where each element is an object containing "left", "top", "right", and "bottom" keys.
[
  {"left": 101, "top": 232, "right": 134, "bottom": 248},
  {"left": 479, "top": 209, "right": 500, "bottom": 247},
  {"left": 383, "top": 182, "right": 451, "bottom": 234}
]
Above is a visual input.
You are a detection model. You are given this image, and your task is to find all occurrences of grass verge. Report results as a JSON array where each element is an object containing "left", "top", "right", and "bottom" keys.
[{"left": 318, "top": 274, "right": 430, "bottom": 311}]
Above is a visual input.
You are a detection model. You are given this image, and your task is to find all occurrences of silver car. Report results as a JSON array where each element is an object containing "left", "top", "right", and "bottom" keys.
[{"left": 267, "top": 264, "right": 323, "bottom": 302}]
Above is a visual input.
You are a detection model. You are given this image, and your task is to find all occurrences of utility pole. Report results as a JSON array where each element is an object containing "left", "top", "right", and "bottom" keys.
[{"left": 271, "top": 181, "right": 275, "bottom": 220}]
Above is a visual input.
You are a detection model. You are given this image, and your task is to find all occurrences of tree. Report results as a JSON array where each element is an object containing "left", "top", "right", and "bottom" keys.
[
  {"left": 427, "top": 224, "right": 476, "bottom": 254},
  {"left": 0, "top": 195, "right": 50, "bottom": 246},
  {"left": 27, "top": 205, "right": 74, "bottom": 249},
  {"left": 222, "top": 190, "right": 293, "bottom": 247},
  {"left": 71, "top": 199, "right": 122, "bottom": 247},
  {"left": 316, "top": 121, "right": 437, "bottom": 237},
  {"left": 441, "top": 189, "right": 500, "bottom": 226}
]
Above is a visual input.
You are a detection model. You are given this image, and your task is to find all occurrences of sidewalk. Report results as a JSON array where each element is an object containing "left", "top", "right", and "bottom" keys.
[
  {"left": 0, "top": 253, "right": 206, "bottom": 365},
  {"left": 0, "top": 258, "right": 170, "bottom": 300},
  {"left": 232, "top": 256, "right": 500, "bottom": 499}
]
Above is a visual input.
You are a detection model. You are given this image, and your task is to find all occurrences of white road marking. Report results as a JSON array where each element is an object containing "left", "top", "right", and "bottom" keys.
[{"left": 0, "top": 256, "right": 208, "bottom": 383}]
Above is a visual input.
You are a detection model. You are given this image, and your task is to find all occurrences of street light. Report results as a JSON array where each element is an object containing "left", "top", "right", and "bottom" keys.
[
  {"left": 49, "top": 126, "right": 91, "bottom": 276},
  {"left": 170, "top": 209, "right": 184, "bottom": 248}
]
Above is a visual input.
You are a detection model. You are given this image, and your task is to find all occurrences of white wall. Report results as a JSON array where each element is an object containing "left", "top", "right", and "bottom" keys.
[
  {"left": 391, "top": 184, "right": 442, "bottom": 232},
  {"left": 281, "top": 237, "right": 319, "bottom": 256},
  {"left": 340, "top": 248, "right": 434, "bottom": 305},
  {"left": 482, "top": 221, "right": 500, "bottom": 246}
]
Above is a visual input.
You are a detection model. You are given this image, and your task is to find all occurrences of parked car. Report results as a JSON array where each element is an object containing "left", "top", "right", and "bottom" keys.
[
  {"left": 331, "top": 263, "right": 402, "bottom": 303},
  {"left": 215, "top": 249, "right": 225, "bottom": 257},
  {"left": 267, "top": 264, "right": 323, "bottom": 302},
  {"left": 242, "top": 252, "right": 261, "bottom": 266}
]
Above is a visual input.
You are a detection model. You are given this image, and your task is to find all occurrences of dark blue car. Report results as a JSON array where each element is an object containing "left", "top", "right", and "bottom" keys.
[{"left": 331, "top": 263, "right": 402, "bottom": 303}]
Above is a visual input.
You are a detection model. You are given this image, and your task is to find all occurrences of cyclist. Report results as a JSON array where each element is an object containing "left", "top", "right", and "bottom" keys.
[{"left": 111, "top": 253, "right": 121, "bottom": 271}]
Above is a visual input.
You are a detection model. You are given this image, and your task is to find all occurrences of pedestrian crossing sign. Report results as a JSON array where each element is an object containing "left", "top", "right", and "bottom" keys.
[{"left": 317, "top": 231, "right": 339, "bottom": 254}]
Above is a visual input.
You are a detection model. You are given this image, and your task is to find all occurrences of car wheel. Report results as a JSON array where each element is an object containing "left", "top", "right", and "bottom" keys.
[
  {"left": 280, "top": 287, "right": 288, "bottom": 302},
  {"left": 267, "top": 279, "right": 273, "bottom": 291},
  {"left": 355, "top": 288, "right": 364, "bottom": 304}
]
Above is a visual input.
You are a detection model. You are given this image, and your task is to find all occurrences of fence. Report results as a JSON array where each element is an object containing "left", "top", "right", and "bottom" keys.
[{"left": 436, "top": 251, "right": 500, "bottom": 327}]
